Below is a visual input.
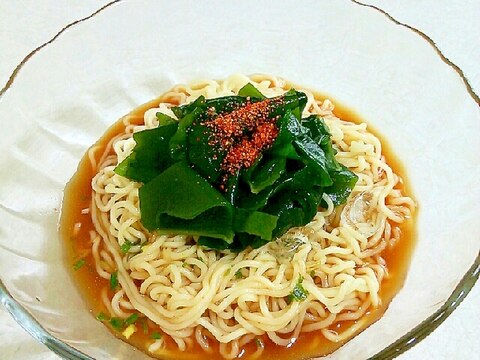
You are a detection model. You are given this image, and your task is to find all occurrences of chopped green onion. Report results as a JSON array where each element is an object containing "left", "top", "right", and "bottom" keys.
[
  {"left": 235, "top": 269, "right": 244, "bottom": 279},
  {"left": 73, "top": 258, "right": 86, "bottom": 271},
  {"left": 120, "top": 240, "right": 133, "bottom": 253},
  {"left": 125, "top": 313, "right": 138, "bottom": 325},
  {"left": 287, "top": 275, "right": 309, "bottom": 303},
  {"left": 110, "top": 271, "right": 119, "bottom": 290},
  {"left": 109, "top": 317, "right": 125, "bottom": 330},
  {"left": 96, "top": 312, "right": 108, "bottom": 321},
  {"left": 151, "top": 332, "right": 162, "bottom": 340}
]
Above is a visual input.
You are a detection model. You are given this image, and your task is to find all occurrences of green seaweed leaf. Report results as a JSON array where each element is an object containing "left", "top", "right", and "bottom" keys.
[{"left": 115, "top": 83, "right": 357, "bottom": 251}]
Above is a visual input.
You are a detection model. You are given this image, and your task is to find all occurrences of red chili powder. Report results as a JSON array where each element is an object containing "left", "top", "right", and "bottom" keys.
[{"left": 204, "top": 98, "right": 281, "bottom": 184}]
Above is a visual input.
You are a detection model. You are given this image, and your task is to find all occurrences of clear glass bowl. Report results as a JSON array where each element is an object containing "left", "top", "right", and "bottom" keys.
[{"left": 0, "top": 1, "right": 478, "bottom": 359}]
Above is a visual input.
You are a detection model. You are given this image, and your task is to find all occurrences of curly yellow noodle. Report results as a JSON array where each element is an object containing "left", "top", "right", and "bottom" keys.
[{"left": 87, "top": 74, "right": 414, "bottom": 359}]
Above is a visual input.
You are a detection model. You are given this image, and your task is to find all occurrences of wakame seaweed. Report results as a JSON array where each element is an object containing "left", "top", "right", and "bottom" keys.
[{"left": 115, "top": 84, "right": 357, "bottom": 251}]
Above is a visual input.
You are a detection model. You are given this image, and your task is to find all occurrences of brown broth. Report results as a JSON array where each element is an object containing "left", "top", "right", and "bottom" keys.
[{"left": 60, "top": 92, "right": 416, "bottom": 360}]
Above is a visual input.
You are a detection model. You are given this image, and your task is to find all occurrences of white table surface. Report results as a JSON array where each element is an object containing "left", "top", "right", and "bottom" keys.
[{"left": 1, "top": 1, "right": 479, "bottom": 359}]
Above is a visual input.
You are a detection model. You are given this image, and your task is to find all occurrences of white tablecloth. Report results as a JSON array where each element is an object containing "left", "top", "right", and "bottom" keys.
[{"left": 1, "top": 1, "right": 478, "bottom": 359}]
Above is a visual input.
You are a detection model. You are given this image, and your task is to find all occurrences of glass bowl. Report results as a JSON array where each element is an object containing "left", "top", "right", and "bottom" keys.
[{"left": 0, "top": 1, "right": 478, "bottom": 359}]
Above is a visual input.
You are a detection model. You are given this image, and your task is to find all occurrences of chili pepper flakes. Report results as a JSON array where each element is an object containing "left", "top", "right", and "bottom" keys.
[{"left": 203, "top": 97, "right": 283, "bottom": 188}]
